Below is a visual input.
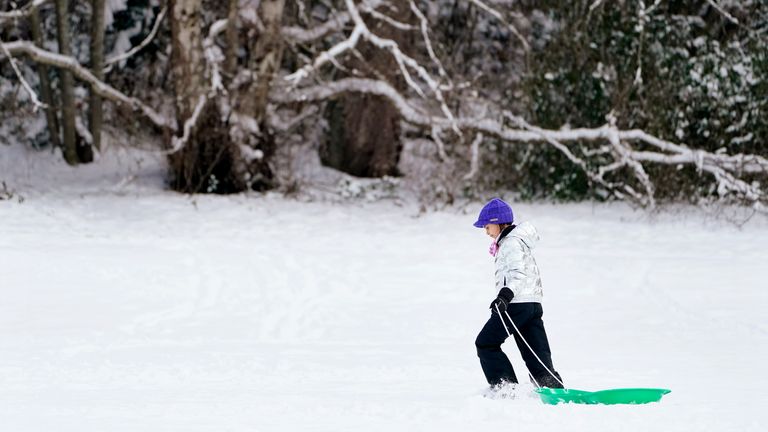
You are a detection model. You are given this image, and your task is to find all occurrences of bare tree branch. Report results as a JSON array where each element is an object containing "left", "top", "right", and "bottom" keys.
[
  {"left": 165, "top": 94, "right": 207, "bottom": 154},
  {"left": 0, "top": 38, "right": 45, "bottom": 110},
  {"left": 203, "top": 18, "right": 228, "bottom": 94},
  {"left": 463, "top": 133, "right": 483, "bottom": 180},
  {"left": 0, "top": 0, "right": 49, "bottom": 23},
  {"left": 3, "top": 40, "right": 174, "bottom": 130},
  {"left": 621, "top": 130, "right": 768, "bottom": 174},
  {"left": 588, "top": 0, "right": 606, "bottom": 13},
  {"left": 706, "top": 0, "right": 740, "bottom": 25},
  {"left": 104, "top": 6, "right": 167, "bottom": 71},
  {"left": 4, "top": 0, "right": 762, "bottom": 207},
  {"left": 363, "top": 5, "right": 415, "bottom": 31},
  {"left": 342, "top": 0, "right": 460, "bottom": 135},
  {"left": 285, "top": 23, "right": 365, "bottom": 83},
  {"left": 409, "top": 0, "right": 449, "bottom": 82},
  {"left": 468, "top": 0, "right": 529, "bottom": 51},
  {"left": 274, "top": 77, "right": 766, "bottom": 207},
  {"left": 503, "top": 111, "right": 643, "bottom": 203},
  {"left": 281, "top": 0, "right": 386, "bottom": 44},
  {"left": 281, "top": 14, "right": 350, "bottom": 44}
]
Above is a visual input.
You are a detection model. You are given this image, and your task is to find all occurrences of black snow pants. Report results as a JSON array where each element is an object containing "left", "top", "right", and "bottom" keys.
[{"left": 475, "top": 302, "right": 563, "bottom": 388}]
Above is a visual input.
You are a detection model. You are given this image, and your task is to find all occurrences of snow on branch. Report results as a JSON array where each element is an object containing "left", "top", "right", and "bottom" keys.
[
  {"left": 409, "top": 0, "right": 449, "bottom": 83},
  {"left": 620, "top": 130, "right": 768, "bottom": 174},
  {"left": 463, "top": 133, "right": 483, "bottom": 180},
  {"left": 283, "top": 1, "right": 459, "bottom": 137},
  {"left": 0, "top": 0, "right": 48, "bottom": 23},
  {"left": 285, "top": 0, "right": 454, "bottom": 117},
  {"left": 588, "top": 0, "right": 606, "bottom": 13},
  {"left": 273, "top": 78, "right": 433, "bottom": 124},
  {"left": 104, "top": 6, "right": 167, "bottom": 71},
  {"left": 165, "top": 95, "right": 207, "bottom": 155},
  {"left": 363, "top": 6, "right": 415, "bottom": 31},
  {"left": 621, "top": 130, "right": 766, "bottom": 205},
  {"left": 273, "top": 77, "right": 766, "bottom": 208},
  {"left": 468, "top": 0, "right": 529, "bottom": 51},
  {"left": 505, "top": 114, "right": 765, "bottom": 208},
  {"left": 705, "top": 0, "right": 740, "bottom": 26},
  {"left": 285, "top": 23, "right": 364, "bottom": 83},
  {"left": 203, "top": 18, "right": 228, "bottom": 94},
  {"left": 3, "top": 40, "right": 174, "bottom": 131},
  {"left": 340, "top": 0, "right": 460, "bottom": 135},
  {"left": 281, "top": 0, "right": 386, "bottom": 44},
  {"left": 0, "top": 38, "right": 45, "bottom": 111},
  {"left": 281, "top": 14, "right": 351, "bottom": 44},
  {"left": 503, "top": 111, "right": 647, "bottom": 203}
]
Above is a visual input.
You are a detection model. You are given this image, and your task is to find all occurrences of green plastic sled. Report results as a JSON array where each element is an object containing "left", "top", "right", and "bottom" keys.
[
  {"left": 534, "top": 387, "right": 671, "bottom": 405},
  {"left": 535, "top": 388, "right": 595, "bottom": 405}
]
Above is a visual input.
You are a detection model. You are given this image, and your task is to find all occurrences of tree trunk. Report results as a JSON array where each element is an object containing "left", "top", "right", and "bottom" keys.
[
  {"left": 29, "top": 5, "right": 60, "bottom": 150},
  {"left": 321, "top": 0, "right": 412, "bottom": 178},
  {"left": 53, "top": 0, "right": 79, "bottom": 164},
  {"left": 89, "top": 0, "right": 105, "bottom": 151},
  {"left": 324, "top": 94, "right": 403, "bottom": 177},
  {"left": 248, "top": 0, "right": 285, "bottom": 122},
  {"left": 224, "top": 0, "right": 239, "bottom": 77},
  {"left": 168, "top": 0, "right": 245, "bottom": 193},
  {"left": 230, "top": 0, "right": 285, "bottom": 191}
]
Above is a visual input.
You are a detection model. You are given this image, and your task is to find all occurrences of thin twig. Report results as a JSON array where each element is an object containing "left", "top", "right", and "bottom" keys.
[
  {"left": 4, "top": 40, "right": 173, "bottom": 130},
  {"left": 0, "top": 38, "right": 46, "bottom": 111},
  {"left": 706, "top": 0, "right": 739, "bottom": 25},
  {"left": 104, "top": 7, "right": 167, "bottom": 71},
  {"left": 468, "top": 0, "right": 529, "bottom": 51}
]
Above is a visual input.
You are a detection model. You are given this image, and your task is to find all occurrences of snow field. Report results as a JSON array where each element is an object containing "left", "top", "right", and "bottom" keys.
[{"left": 0, "top": 148, "right": 766, "bottom": 431}]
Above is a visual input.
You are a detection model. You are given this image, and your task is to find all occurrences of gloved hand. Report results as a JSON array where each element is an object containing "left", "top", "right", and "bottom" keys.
[{"left": 489, "top": 287, "right": 514, "bottom": 315}]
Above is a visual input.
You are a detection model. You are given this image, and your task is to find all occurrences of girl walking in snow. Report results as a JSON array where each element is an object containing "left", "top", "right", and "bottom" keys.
[{"left": 473, "top": 198, "right": 564, "bottom": 389}]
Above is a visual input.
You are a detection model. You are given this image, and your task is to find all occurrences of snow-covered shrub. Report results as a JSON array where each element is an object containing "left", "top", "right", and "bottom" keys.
[{"left": 514, "top": 0, "right": 767, "bottom": 203}]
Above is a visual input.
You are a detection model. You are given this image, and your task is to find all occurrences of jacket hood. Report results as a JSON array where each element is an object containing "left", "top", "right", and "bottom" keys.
[{"left": 506, "top": 221, "right": 540, "bottom": 249}]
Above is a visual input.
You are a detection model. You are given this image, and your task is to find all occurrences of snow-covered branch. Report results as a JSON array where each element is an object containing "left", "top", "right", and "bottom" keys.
[
  {"left": 588, "top": 0, "right": 606, "bottom": 13},
  {"left": 507, "top": 115, "right": 765, "bottom": 208},
  {"left": 463, "top": 133, "right": 483, "bottom": 180},
  {"left": 503, "top": 112, "right": 643, "bottom": 203},
  {"left": 342, "top": 0, "right": 459, "bottom": 134},
  {"left": 2, "top": 40, "right": 174, "bottom": 131},
  {"left": 104, "top": 6, "right": 167, "bottom": 71},
  {"left": 281, "top": 15, "right": 350, "bottom": 44},
  {"left": 285, "top": 1, "right": 452, "bottom": 107},
  {"left": 468, "top": 0, "right": 529, "bottom": 51},
  {"left": 364, "top": 6, "right": 415, "bottom": 31},
  {"left": 274, "top": 76, "right": 766, "bottom": 207},
  {"left": 285, "top": 23, "right": 365, "bottom": 83},
  {"left": 281, "top": 0, "right": 386, "bottom": 44},
  {"left": 705, "top": 0, "right": 740, "bottom": 25},
  {"left": 409, "top": 0, "right": 449, "bottom": 82},
  {"left": 74, "top": 115, "right": 93, "bottom": 145},
  {"left": 0, "top": 38, "right": 45, "bottom": 110},
  {"left": 266, "top": 104, "right": 319, "bottom": 133},
  {"left": 203, "top": 18, "right": 228, "bottom": 94},
  {"left": 0, "top": 0, "right": 48, "bottom": 23},
  {"left": 165, "top": 95, "right": 207, "bottom": 154}
]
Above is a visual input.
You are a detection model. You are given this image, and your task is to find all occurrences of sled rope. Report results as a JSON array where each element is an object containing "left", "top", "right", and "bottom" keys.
[{"left": 495, "top": 304, "right": 565, "bottom": 388}]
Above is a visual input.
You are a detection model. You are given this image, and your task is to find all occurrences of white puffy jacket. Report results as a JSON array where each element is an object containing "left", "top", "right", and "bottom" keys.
[{"left": 494, "top": 221, "right": 543, "bottom": 303}]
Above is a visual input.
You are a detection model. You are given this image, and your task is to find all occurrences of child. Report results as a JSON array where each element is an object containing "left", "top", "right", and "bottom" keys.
[{"left": 473, "top": 198, "right": 564, "bottom": 389}]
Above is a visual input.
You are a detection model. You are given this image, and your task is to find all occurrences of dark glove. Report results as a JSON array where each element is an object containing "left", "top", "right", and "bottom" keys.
[{"left": 489, "top": 287, "right": 514, "bottom": 315}]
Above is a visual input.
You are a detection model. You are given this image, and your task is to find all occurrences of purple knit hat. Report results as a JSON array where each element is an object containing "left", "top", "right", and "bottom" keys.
[{"left": 473, "top": 198, "right": 514, "bottom": 228}]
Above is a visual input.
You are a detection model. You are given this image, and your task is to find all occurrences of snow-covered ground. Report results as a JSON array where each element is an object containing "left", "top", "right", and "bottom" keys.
[{"left": 1, "top": 146, "right": 767, "bottom": 431}]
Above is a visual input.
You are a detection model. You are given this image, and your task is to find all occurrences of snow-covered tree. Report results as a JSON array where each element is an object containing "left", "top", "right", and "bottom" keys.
[{"left": 1, "top": 0, "right": 766, "bottom": 209}]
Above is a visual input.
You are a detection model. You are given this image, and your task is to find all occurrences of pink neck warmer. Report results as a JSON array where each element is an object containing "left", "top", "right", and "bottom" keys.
[{"left": 489, "top": 240, "right": 499, "bottom": 257}]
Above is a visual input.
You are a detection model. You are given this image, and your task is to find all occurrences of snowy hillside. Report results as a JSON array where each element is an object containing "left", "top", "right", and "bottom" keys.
[{"left": 1, "top": 148, "right": 767, "bottom": 431}]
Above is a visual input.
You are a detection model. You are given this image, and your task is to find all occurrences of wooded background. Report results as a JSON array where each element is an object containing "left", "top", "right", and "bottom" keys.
[{"left": 1, "top": 0, "right": 766, "bottom": 210}]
